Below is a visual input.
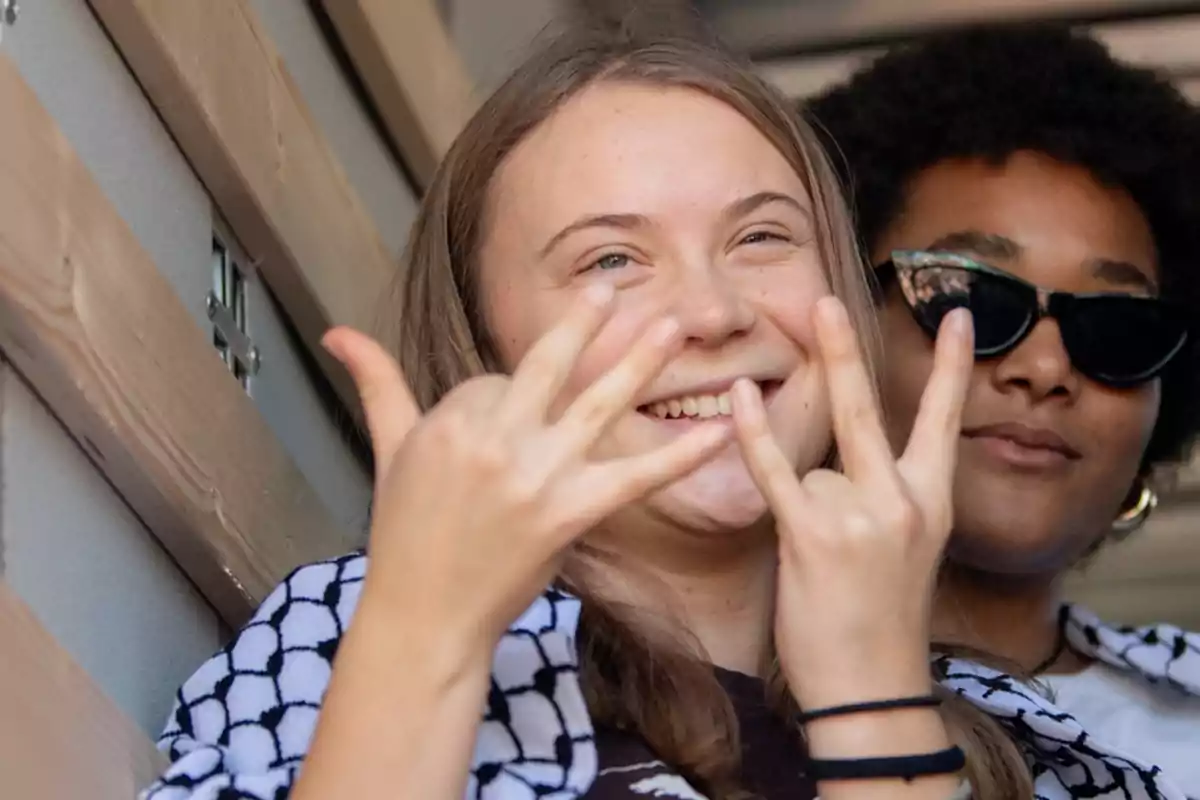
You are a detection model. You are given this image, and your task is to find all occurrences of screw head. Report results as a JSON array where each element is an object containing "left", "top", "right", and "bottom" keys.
[{"left": 248, "top": 346, "right": 262, "bottom": 373}]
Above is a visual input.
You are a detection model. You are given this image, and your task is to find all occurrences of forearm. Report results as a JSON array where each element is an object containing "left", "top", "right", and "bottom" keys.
[{"left": 292, "top": 590, "right": 493, "bottom": 800}]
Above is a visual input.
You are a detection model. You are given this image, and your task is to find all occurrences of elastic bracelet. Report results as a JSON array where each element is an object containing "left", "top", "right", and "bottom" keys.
[
  {"left": 796, "top": 694, "right": 942, "bottom": 724},
  {"left": 808, "top": 746, "right": 966, "bottom": 782}
]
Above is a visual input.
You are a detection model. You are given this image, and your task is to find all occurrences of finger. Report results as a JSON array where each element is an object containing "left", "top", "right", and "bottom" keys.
[
  {"left": 564, "top": 421, "right": 733, "bottom": 538},
  {"left": 899, "top": 308, "right": 974, "bottom": 482},
  {"left": 554, "top": 316, "right": 681, "bottom": 450},
  {"left": 729, "top": 378, "right": 809, "bottom": 526},
  {"left": 813, "top": 296, "right": 894, "bottom": 483},
  {"left": 505, "top": 283, "right": 615, "bottom": 421},
  {"left": 322, "top": 326, "right": 420, "bottom": 468}
]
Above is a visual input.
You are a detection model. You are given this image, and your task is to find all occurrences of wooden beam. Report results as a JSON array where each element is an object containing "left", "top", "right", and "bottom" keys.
[
  {"left": 707, "top": 0, "right": 1200, "bottom": 59},
  {"left": 570, "top": 0, "right": 698, "bottom": 28},
  {"left": 0, "top": 52, "right": 356, "bottom": 625},
  {"left": 320, "top": 0, "right": 476, "bottom": 188},
  {"left": 85, "top": 0, "right": 397, "bottom": 417},
  {"left": 1066, "top": 501, "right": 1200, "bottom": 585},
  {"left": 1066, "top": 574, "right": 1200, "bottom": 628},
  {"left": 764, "top": 15, "right": 1200, "bottom": 100},
  {"left": 1065, "top": 494, "right": 1200, "bottom": 628},
  {"left": 0, "top": 360, "right": 5, "bottom": 577},
  {"left": 0, "top": 579, "right": 166, "bottom": 798}
]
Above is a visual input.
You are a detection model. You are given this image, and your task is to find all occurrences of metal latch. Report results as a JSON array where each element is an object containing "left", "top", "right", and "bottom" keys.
[
  {"left": 210, "top": 235, "right": 260, "bottom": 385},
  {"left": 206, "top": 291, "right": 261, "bottom": 378}
]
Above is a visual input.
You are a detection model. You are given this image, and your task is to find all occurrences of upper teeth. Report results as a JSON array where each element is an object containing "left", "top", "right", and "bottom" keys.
[{"left": 648, "top": 392, "right": 733, "bottom": 419}]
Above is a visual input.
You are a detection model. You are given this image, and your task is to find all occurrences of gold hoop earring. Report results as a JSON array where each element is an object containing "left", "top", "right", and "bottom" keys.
[{"left": 1112, "top": 483, "right": 1158, "bottom": 535}]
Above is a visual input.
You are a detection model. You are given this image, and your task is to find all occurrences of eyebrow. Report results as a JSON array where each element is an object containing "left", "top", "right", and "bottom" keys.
[
  {"left": 536, "top": 191, "right": 809, "bottom": 260},
  {"left": 924, "top": 229, "right": 1156, "bottom": 292},
  {"left": 536, "top": 213, "right": 649, "bottom": 259},
  {"left": 724, "top": 191, "right": 810, "bottom": 223},
  {"left": 1088, "top": 257, "right": 1156, "bottom": 292},
  {"left": 924, "top": 230, "right": 1021, "bottom": 260}
]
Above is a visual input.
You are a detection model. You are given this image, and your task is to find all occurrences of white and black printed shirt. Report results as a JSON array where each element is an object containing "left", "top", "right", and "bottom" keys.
[{"left": 140, "top": 552, "right": 1200, "bottom": 800}]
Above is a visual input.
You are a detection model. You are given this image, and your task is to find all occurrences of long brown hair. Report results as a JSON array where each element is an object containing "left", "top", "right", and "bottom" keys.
[{"left": 378, "top": 21, "right": 1032, "bottom": 800}]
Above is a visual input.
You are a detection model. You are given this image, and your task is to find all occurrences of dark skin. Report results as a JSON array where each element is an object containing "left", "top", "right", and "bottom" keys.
[{"left": 872, "top": 150, "right": 1161, "bottom": 673}]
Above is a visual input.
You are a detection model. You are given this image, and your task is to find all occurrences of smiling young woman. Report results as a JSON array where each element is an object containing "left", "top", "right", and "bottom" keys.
[{"left": 137, "top": 22, "right": 1033, "bottom": 800}]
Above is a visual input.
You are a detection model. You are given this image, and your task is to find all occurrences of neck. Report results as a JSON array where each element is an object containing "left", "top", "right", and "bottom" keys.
[
  {"left": 580, "top": 510, "right": 777, "bottom": 677},
  {"left": 933, "top": 561, "right": 1089, "bottom": 675}
]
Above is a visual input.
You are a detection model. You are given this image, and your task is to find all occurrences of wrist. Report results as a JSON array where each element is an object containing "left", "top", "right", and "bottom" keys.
[
  {"left": 296, "top": 587, "right": 494, "bottom": 800},
  {"left": 803, "top": 705, "right": 952, "bottom": 758},
  {"left": 786, "top": 651, "right": 933, "bottom": 712},
  {"left": 350, "top": 580, "right": 497, "bottom": 690}
]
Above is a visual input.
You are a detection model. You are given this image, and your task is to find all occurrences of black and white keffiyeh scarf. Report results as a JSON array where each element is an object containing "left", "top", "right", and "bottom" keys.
[{"left": 140, "top": 552, "right": 1200, "bottom": 799}]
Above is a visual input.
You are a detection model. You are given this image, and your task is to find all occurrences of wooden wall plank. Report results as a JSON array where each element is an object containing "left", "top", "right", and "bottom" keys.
[
  {"left": 321, "top": 0, "right": 476, "bottom": 188},
  {"left": 0, "top": 52, "right": 356, "bottom": 625},
  {"left": 0, "top": 360, "right": 5, "bottom": 578},
  {"left": 0, "top": 579, "right": 165, "bottom": 799},
  {"left": 763, "top": 16, "right": 1200, "bottom": 100},
  {"left": 706, "top": 0, "right": 1200, "bottom": 58},
  {"left": 85, "top": 0, "right": 398, "bottom": 416}
]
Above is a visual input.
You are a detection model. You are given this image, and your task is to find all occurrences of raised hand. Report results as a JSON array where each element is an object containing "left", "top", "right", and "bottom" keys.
[
  {"left": 323, "top": 284, "right": 733, "bottom": 657},
  {"left": 731, "top": 296, "right": 973, "bottom": 707}
]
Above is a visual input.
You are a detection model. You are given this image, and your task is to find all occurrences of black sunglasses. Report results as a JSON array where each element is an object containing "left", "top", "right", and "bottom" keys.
[{"left": 875, "top": 250, "right": 1190, "bottom": 388}]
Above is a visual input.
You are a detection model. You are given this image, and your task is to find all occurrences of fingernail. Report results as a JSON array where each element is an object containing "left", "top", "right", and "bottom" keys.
[
  {"left": 584, "top": 282, "right": 615, "bottom": 307},
  {"left": 947, "top": 307, "right": 973, "bottom": 333},
  {"left": 732, "top": 377, "right": 758, "bottom": 399},
  {"left": 651, "top": 317, "right": 680, "bottom": 343},
  {"left": 320, "top": 330, "right": 342, "bottom": 358},
  {"left": 731, "top": 377, "right": 762, "bottom": 413},
  {"left": 815, "top": 295, "right": 847, "bottom": 326}
]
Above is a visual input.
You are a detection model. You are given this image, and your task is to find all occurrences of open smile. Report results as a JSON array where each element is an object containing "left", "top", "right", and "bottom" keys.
[{"left": 637, "top": 379, "right": 784, "bottom": 421}]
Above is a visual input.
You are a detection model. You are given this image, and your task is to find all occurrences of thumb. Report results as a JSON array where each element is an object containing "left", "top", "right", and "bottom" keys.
[{"left": 323, "top": 326, "right": 421, "bottom": 471}]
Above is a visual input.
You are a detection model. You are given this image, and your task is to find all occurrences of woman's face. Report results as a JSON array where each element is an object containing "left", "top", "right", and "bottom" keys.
[
  {"left": 873, "top": 151, "right": 1161, "bottom": 575},
  {"left": 476, "top": 82, "right": 833, "bottom": 535}
]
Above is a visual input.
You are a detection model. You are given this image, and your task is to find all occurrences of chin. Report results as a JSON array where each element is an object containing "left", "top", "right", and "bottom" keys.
[
  {"left": 648, "top": 445, "right": 772, "bottom": 533},
  {"left": 946, "top": 480, "right": 1106, "bottom": 577},
  {"left": 946, "top": 538, "right": 1062, "bottom": 578},
  {"left": 945, "top": 511, "right": 1092, "bottom": 578}
]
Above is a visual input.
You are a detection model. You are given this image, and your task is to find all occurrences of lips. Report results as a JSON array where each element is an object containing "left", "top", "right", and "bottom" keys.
[{"left": 961, "top": 421, "right": 1081, "bottom": 468}]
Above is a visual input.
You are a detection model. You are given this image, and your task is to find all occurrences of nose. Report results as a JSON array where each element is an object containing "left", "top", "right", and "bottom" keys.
[
  {"left": 990, "top": 318, "right": 1081, "bottom": 402},
  {"left": 668, "top": 262, "right": 756, "bottom": 347}
]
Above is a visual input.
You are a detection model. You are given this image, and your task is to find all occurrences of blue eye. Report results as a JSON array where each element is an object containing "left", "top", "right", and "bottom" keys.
[{"left": 591, "top": 253, "right": 630, "bottom": 271}]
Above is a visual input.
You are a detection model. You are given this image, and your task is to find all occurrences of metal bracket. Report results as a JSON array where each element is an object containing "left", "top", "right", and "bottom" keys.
[
  {"left": 206, "top": 291, "right": 261, "bottom": 377},
  {"left": 0, "top": 0, "right": 18, "bottom": 45}
]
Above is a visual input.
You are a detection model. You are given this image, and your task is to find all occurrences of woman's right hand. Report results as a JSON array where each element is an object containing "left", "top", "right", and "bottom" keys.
[
  {"left": 730, "top": 297, "right": 972, "bottom": 799},
  {"left": 731, "top": 297, "right": 972, "bottom": 706},
  {"left": 323, "top": 284, "right": 732, "bottom": 663}
]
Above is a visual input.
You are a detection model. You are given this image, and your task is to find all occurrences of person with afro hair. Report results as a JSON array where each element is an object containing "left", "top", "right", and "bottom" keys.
[{"left": 808, "top": 22, "right": 1200, "bottom": 799}]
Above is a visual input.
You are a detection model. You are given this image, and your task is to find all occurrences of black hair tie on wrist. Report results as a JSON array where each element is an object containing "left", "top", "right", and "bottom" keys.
[
  {"left": 796, "top": 694, "right": 942, "bottom": 725},
  {"left": 808, "top": 746, "right": 966, "bottom": 782}
]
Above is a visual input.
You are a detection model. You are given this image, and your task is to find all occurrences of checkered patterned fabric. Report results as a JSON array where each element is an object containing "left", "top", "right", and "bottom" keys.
[{"left": 140, "top": 553, "right": 1200, "bottom": 799}]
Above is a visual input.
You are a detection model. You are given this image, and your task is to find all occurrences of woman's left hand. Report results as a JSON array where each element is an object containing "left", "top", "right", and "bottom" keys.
[{"left": 731, "top": 296, "right": 973, "bottom": 708}]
